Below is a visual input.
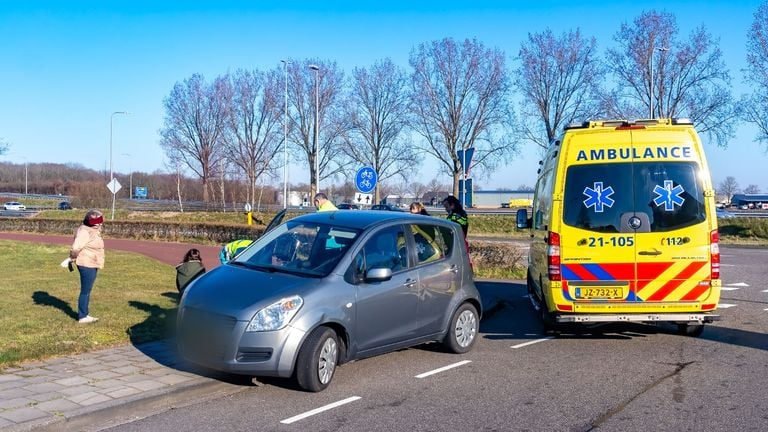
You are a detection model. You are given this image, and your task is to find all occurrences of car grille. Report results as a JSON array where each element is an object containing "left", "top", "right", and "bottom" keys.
[{"left": 179, "top": 307, "right": 238, "bottom": 361}]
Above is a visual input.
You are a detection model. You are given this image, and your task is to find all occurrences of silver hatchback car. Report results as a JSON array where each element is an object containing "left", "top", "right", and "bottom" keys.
[{"left": 177, "top": 211, "right": 481, "bottom": 392}]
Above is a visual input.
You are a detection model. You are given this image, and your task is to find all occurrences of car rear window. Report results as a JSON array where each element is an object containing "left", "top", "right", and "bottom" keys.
[{"left": 563, "top": 161, "right": 706, "bottom": 233}]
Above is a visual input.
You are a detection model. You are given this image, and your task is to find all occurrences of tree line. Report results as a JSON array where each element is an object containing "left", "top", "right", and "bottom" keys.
[{"left": 5, "top": 7, "right": 768, "bottom": 205}]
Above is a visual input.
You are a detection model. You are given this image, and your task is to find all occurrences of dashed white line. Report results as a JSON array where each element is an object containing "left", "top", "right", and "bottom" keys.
[
  {"left": 762, "top": 289, "right": 768, "bottom": 293},
  {"left": 280, "top": 396, "right": 361, "bottom": 424},
  {"left": 718, "top": 303, "right": 737, "bottom": 309},
  {"left": 726, "top": 282, "right": 750, "bottom": 287},
  {"left": 511, "top": 337, "right": 554, "bottom": 349},
  {"left": 415, "top": 360, "right": 472, "bottom": 378},
  {"left": 720, "top": 264, "right": 736, "bottom": 267},
  {"left": 721, "top": 287, "right": 740, "bottom": 291}
]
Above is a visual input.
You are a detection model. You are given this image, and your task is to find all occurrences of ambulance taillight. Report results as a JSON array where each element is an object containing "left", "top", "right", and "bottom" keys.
[
  {"left": 710, "top": 230, "right": 720, "bottom": 280},
  {"left": 548, "top": 231, "right": 561, "bottom": 281}
]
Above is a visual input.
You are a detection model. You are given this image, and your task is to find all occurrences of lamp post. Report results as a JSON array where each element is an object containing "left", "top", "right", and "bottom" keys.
[
  {"left": 282, "top": 59, "right": 290, "bottom": 209},
  {"left": 309, "top": 64, "right": 320, "bottom": 195},
  {"left": 122, "top": 153, "right": 132, "bottom": 199},
  {"left": 109, "top": 111, "right": 129, "bottom": 220},
  {"left": 649, "top": 46, "right": 669, "bottom": 119}
]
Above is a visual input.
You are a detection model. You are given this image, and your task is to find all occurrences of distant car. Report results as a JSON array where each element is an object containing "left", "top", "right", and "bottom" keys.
[
  {"left": 58, "top": 201, "right": 72, "bottom": 210},
  {"left": 177, "top": 211, "right": 480, "bottom": 392},
  {"left": 370, "top": 204, "right": 404, "bottom": 212},
  {"left": 716, "top": 208, "right": 736, "bottom": 219},
  {"left": 3, "top": 201, "right": 26, "bottom": 211},
  {"left": 336, "top": 203, "right": 360, "bottom": 210}
]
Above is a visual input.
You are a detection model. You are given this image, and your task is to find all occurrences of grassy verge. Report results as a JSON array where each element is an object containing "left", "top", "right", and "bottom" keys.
[{"left": 0, "top": 240, "right": 177, "bottom": 371}]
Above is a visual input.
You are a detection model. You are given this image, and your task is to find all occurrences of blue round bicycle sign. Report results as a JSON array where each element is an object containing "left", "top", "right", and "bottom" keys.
[{"left": 355, "top": 166, "right": 378, "bottom": 194}]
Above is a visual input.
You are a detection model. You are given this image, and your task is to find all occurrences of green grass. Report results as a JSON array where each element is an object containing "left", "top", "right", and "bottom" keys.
[{"left": 0, "top": 240, "right": 177, "bottom": 370}]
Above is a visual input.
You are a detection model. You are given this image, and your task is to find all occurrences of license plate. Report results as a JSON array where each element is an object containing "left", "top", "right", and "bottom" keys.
[{"left": 575, "top": 287, "right": 624, "bottom": 299}]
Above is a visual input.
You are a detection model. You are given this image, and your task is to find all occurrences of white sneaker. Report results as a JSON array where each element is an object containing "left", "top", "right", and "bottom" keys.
[{"left": 78, "top": 316, "right": 99, "bottom": 324}]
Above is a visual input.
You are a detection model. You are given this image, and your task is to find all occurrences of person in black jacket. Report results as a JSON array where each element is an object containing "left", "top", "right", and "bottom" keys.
[
  {"left": 442, "top": 195, "right": 469, "bottom": 237},
  {"left": 175, "top": 248, "right": 206, "bottom": 296}
]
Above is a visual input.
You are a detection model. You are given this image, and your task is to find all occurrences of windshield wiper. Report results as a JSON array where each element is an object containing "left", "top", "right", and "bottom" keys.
[{"left": 230, "top": 261, "right": 276, "bottom": 273}]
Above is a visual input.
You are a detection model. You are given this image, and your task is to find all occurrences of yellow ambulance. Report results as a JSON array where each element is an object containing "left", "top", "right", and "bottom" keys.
[{"left": 517, "top": 119, "right": 721, "bottom": 336}]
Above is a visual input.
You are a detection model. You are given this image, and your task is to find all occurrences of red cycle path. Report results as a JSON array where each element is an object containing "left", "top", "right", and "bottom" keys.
[{"left": 0, "top": 232, "right": 222, "bottom": 269}]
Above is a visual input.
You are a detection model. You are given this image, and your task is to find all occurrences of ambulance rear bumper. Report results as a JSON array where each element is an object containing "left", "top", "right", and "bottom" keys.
[{"left": 556, "top": 313, "right": 720, "bottom": 324}]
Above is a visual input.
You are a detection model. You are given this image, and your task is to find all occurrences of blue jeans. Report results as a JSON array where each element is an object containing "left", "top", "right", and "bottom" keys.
[{"left": 77, "top": 266, "right": 98, "bottom": 320}]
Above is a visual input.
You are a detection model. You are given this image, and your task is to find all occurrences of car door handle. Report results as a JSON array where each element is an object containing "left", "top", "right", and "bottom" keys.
[
  {"left": 403, "top": 279, "right": 416, "bottom": 288},
  {"left": 639, "top": 249, "right": 662, "bottom": 256},
  {"left": 449, "top": 265, "right": 459, "bottom": 274}
]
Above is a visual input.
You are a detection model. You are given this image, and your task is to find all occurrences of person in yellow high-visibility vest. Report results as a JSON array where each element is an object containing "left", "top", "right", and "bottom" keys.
[
  {"left": 219, "top": 239, "right": 254, "bottom": 264},
  {"left": 314, "top": 193, "right": 338, "bottom": 212}
]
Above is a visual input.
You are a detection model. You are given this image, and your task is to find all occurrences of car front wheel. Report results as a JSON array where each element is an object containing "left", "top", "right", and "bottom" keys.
[
  {"left": 443, "top": 303, "right": 478, "bottom": 354},
  {"left": 295, "top": 326, "right": 338, "bottom": 392}
]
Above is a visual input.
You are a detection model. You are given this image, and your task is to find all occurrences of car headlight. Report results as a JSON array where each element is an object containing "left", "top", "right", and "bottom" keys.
[{"left": 245, "top": 296, "right": 303, "bottom": 332}]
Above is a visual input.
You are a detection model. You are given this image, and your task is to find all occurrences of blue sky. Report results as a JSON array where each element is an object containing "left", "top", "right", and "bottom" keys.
[{"left": 0, "top": 0, "right": 765, "bottom": 191}]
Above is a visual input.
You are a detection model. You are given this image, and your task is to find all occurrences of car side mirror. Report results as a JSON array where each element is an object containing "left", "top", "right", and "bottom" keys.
[
  {"left": 516, "top": 208, "right": 530, "bottom": 229},
  {"left": 365, "top": 267, "right": 393, "bottom": 282}
]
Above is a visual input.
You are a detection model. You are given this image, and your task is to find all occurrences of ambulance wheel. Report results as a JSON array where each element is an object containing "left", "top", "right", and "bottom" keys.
[
  {"left": 540, "top": 304, "right": 558, "bottom": 333},
  {"left": 676, "top": 323, "right": 704, "bottom": 337}
]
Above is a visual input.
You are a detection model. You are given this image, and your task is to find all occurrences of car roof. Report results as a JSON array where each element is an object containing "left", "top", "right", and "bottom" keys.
[{"left": 290, "top": 210, "right": 448, "bottom": 231}]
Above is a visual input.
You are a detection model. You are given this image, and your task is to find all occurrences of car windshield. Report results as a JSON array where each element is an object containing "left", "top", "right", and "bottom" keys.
[
  {"left": 563, "top": 161, "right": 706, "bottom": 233},
  {"left": 233, "top": 220, "right": 361, "bottom": 277}
]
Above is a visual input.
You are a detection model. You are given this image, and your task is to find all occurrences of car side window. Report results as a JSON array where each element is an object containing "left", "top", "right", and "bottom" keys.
[
  {"left": 410, "top": 224, "right": 452, "bottom": 265},
  {"left": 354, "top": 226, "right": 409, "bottom": 275}
]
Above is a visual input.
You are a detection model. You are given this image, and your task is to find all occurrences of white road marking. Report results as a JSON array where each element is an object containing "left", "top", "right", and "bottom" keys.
[
  {"left": 762, "top": 289, "right": 768, "bottom": 293},
  {"left": 511, "top": 337, "right": 554, "bottom": 349},
  {"left": 280, "top": 396, "right": 362, "bottom": 424},
  {"left": 720, "top": 287, "right": 740, "bottom": 291},
  {"left": 718, "top": 303, "right": 737, "bottom": 309},
  {"left": 726, "top": 282, "right": 750, "bottom": 287},
  {"left": 415, "top": 360, "right": 472, "bottom": 379},
  {"left": 720, "top": 264, "right": 736, "bottom": 267}
]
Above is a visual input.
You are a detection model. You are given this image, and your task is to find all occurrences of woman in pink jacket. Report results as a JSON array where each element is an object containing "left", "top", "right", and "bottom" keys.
[{"left": 70, "top": 209, "right": 105, "bottom": 324}]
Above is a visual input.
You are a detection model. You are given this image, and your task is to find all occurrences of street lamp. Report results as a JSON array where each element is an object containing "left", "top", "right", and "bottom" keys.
[
  {"left": 109, "top": 111, "right": 129, "bottom": 220},
  {"left": 282, "top": 59, "right": 290, "bottom": 209},
  {"left": 309, "top": 64, "right": 320, "bottom": 195},
  {"left": 650, "top": 46, "right": 669, "bottom": 119},
  {"left": 122, "top": 153, "right": 132, "bottom": 200}
]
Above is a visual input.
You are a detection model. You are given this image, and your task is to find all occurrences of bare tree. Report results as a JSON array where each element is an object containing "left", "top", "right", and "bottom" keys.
[
  {"left": 744, "top": 184, "right": 761, "bottom": 194},
  {"left": 516, "top": 184, "right": 535, "bottom": 192},
  {"left": 0, "top": 138, "right": 8, "bottom": 155},
  {"left": 221, "top": 69, "right": 284, "bottom": 206},
  {"left": 286, "top": 59, "right": 348, "bottom": 198},
  {"left": 514, "top": 28, "right": 604, "bottom": 151},
  {"left": 160, "top": 74, "right": 229, "bottom": 202},
  {"left": 718, "top": 176, "right": 740, "bottom": 204},
  {"left": 344, "top": 58, "right": 418, "bottom": 203},
  {"left": 742, "top": 2, "right": 768, "bottom": 150},
  {"left": 407, "top": 181, "right": 429, "bottom": 202},
  {"left": 409, "top": 38, "right": 517, "bottom": 197},
  {"left": 605, "top": 10, "right": 736, "bottom": 147}
]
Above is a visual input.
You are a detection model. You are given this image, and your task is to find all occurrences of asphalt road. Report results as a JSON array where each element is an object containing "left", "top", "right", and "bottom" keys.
[{"left": 97, "top": 246, "right": 768, "bottom": 432}]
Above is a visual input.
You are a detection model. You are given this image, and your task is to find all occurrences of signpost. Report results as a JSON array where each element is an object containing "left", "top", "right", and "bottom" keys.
[
  {"left": 457, "top": 148, "right": 475, "bottom": 208},
  {"left": 354, "top": 193, "right": 373, "bottom": 205},
  {"left": 107, "top": 178, "right": 122, "bottom": 220},
  {"left": 355, "top": 167, "right": 377, "bottom": 205}
]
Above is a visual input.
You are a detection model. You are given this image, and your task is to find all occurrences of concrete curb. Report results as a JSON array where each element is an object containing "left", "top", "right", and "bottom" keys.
[{"left": 6, "top": 378, "right": 246, "bottom": 432}]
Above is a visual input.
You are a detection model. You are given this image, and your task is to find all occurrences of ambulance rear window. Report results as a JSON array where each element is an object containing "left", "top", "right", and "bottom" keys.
[{"left": 562, "top": 162, "right": 706, "bottom": 233}]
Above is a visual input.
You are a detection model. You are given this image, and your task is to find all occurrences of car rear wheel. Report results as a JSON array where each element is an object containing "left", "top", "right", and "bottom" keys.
[
  {"left": 295, "top": 326, "right": 338, "bottom": 392},
  {"left": 443, "top": 303, "right": 478, "bottom": 354}
]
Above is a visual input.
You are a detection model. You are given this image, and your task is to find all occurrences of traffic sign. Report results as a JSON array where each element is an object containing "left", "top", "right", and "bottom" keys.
[
  {"left": 355, "top": 193, "right": 373, "bottom": 205},
  {"left": 107, "top": 178, "right": 122, "bottom": 194},
  {"left": 355, "top": 166, "right": 377, "bottom": 194},
  {"left": 244, "top": 203, "right": 252, "bottom": 212}
]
